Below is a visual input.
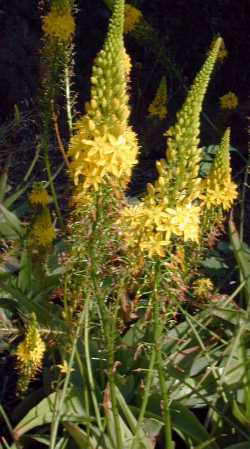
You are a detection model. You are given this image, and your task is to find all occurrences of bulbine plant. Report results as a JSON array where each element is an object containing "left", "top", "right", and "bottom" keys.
[{"left": 0, "top": 1, "right": 243, "bottom": 449}]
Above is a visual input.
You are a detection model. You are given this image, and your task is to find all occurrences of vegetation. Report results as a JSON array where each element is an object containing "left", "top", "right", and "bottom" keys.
[{"left": 0, "top": 1, "right": 249, "bottom": 448}]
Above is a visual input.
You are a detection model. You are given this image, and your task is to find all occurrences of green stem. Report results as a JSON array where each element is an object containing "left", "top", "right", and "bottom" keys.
[
  {"left": 130, "top": 348, "right": 156, "bottom": 449},
  {"left": 84, "top": 292, "right": 104, "bottom": 434},
  {"left": 44, "top": 145, "right": 64, "bottom": 229},
  {"left": 88, "top": 197, "right": 123, "bottom": 449},
  {"left": 64, "top": 61, "right": 73, "bottom": 137},
  {"left": 106, "top": 303, "right": 123, "bottom": 449},
  {"left": 153, "top": 261, "right": 173, "bottom": 449},
  {"left": 49, "top": 308, "right": 85, "bottom": 449}
]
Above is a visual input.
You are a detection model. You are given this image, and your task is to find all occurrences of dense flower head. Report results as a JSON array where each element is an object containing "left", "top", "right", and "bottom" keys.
[
  {"left": 148, "top": 76, "right": 168, "bottom": 120},
  {"left": 201, "top": 128, "right": 237, "bottom": 210},
  {"left": 119, "top": 199, "right": 200, "bottom": 258},
  {"left": 42, "top": 5, "right": 75, "bottom": 42},
  {"left": 16, "top": 314, "right": 46, "bottom": 393},
  {"left": 69, "top": 125, "right": 138, "bottom": 190},
  {"left": 193, "top": 278, "right": 214, "bottom": 299},
  {"left": 29, "top": 207, "right": 56, "bottom": 247},
  {"left": 29, "top": 184, "right": 49, "bottom": 207},
  {"left": 124, "top": 4, "right": 143, "bottom": 34},
  {"left": 220, "top": 92, "right": 238, "bottom": 110}
]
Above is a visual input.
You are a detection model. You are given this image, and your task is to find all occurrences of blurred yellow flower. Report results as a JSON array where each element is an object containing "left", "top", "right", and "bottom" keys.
[
  {"left": 42, "top": 6, "right": 75, "bottom": 42},
  {"left": 29, "top": 184, "right": 49, "bottom": 207},
  {"left": 29, "top": 208, "right": 56, "bottom": 247},
  {"left": 57, "top": 360, "right": 75, "bottom": 374},
  {"left": 16, "top": 314, "right": 46, "bottom": 393},
  {"left": 148, "top": 76, "right": 167, "bottom": 120},
  {"left": 193, "top": 278, "right": 213, "bottom": 299},
  {"left": 220, "top": 92, "right": 238, "bottom": 110},
  {"left": 124, "top": 4, "right": 143, "bottom": 34}
]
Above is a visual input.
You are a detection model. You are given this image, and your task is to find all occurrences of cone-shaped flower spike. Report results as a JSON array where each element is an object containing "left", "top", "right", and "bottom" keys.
[
  {"left": 68, "top": 0, "right": 138, "bottom": 191},
  {"left": 150, "top": 37, "right": 222, "bottom": 207},
  {"left": 201, "top": 127, "right": 237, "bottom": 210}
]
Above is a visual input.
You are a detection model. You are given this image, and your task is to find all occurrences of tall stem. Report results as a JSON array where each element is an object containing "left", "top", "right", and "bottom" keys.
[
  {"left": 88, "top": 193, "right": 123, "bottom": 449},
  {"left": 49, "top": 307, "right": 85, "bottom": 449},
  {"left": 153, "top": 261, "right": 173, "bottom": 449}
]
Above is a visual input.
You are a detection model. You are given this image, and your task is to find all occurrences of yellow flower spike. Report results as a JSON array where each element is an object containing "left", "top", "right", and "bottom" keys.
[
  {"left": 201, "top": 128, "right": 238, "bottom": 211},
  {"left": 42, "top": 5, "right": 75, "bottom": 42},
  {"left": 16, "top": 314, "right": 46, "bottom": 394},
  {"left": 220, "top": 92, "right": 238, "bottom": 110},
  {"left": 161, "top": 36, "right": 222, "bottom": 205},
  {"left": 148, "top": 76, "right": 168, "bottom": 120},
  {"left": 193, "top": 278, "right": 214, "bottom": 299},
  {"left": 29, "top": 207, "right": 56, "bottom": 248},
  {"left": 68, "top": 0, "right": 139, "bottom": 192},
  {"left": 124, "top": 4, "right": 143, "bottom": 34},
  {"left": 29, "top": 184, "right": 49, "bottom": 207}
]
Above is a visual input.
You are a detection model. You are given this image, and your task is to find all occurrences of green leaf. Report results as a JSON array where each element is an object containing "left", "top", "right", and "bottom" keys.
[
  {"left": 18, "top": 250, "right": 32, "bottom": 293},
  {"left": 4, "top": 184, "right": 29, "bottom": 209},
  {"left": 0, "top": 203, "right": 24, "bottom": 237},
  {"left": 63, "top": 422, "right": 98, "bottom": 449},
  {"left": 0, "top": 169, "right": 9, "bottom": 202},
  {"left": 13, "top": 390, "right": 87, "bottom": 439},
  {"left": 229, "top": 219, "right": 250, "bottom": 308},
  {"left": 232, "top": 401, "right": 250, "bottom": 430},
  {"left": 171, "top": 403, "right": 220, "bottom": 449}
]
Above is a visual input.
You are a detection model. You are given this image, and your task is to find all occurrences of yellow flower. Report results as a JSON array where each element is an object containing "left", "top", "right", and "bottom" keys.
[
  {"left": 168, "top": 203, "right": 200, "bottom": 243},
  {"left": 42, "top": 6, "right": 75, "bottom": 42},
  {"left": 29, "top": 184, "right": 49, "bottom": 207},
  {"left": 16, "top": 314, "right": 46, "bottom": 393},
  {"left": 29, "top": 208, "right": 56, "bottom": 247},
  {"left": 220, "top": 92, "right": 238, "bottom": 110},
  {"left": 57, "top": 360, "right": 75, "bottom": 374},
  {"left": 148, "top": 77, "right": 167, "bottom": 120},
  {"left": 69, "top": 128, "right": 138, "bottom": 190},
  {"left": 124, "top": 4, "right": 143, "bottom": 34},
  {"left": 203, "top": 181, "right": 237, "bottom": 210},
  {"left": 119, "top": 200, "right": 200, "bottom": 258},
  {"left": 193, "top": 278, "right": 213, "bottom": 299}
]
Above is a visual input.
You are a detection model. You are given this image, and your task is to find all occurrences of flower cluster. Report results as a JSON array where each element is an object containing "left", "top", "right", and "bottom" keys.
[
  {"left": 124, "top": 4, "right": 143, "bottom": 34},
  {"left": 201, "top": 128, "right": 238, "bottom": 211},
  {"left": 16, "top": 314, "right": 46, "bottom": 393},
  {"left": 193, "top": 278, "right": 214, "bottom": 299},
  {"left": 42, "top": 5, "right": 75, "bottom": 42},
  {"left": 69, "top": 126, "right": 138, "bottom": 190},
  {"left": 120, "top": 199, "right": 200, "bottom": 258},
  {"left": 220, "top": 92, "right": 238, "bottom": 110},
  {"left": 148, "top": 76, "right": 167, "bottom": 120},
  {"left": 29, "top": 184, "right": 49, "bottom": 207},
  {"left": 29, "top": 207, "right": 56, "bottom": 248}
]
